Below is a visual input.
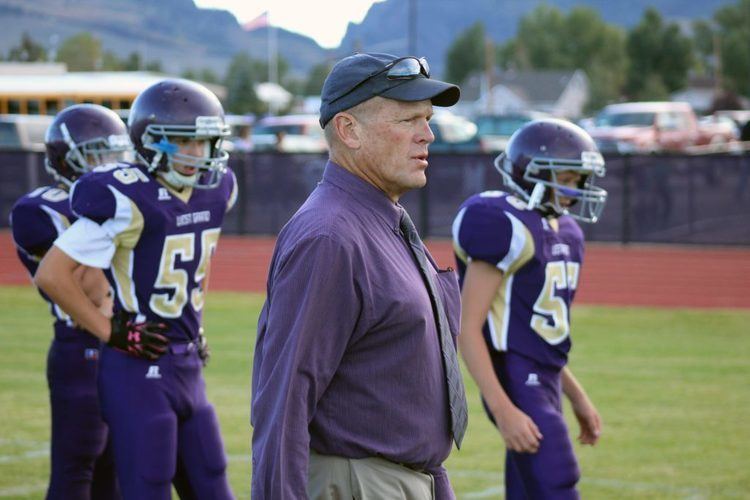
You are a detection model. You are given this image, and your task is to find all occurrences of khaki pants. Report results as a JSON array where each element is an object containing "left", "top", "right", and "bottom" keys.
[{"left": 308, "top": 450, "right": 435, "bottom": 500}]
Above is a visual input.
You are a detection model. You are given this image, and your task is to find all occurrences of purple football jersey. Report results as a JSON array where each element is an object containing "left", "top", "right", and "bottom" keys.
[
  {"left": 57, "top": 163, "right": 237, "bottom": 342},
  {"left": 10, "top": 185, "right": 80, "bottom": 334},
  {"left": 452, "top": 190, "right": 585, "bottom": 369}
]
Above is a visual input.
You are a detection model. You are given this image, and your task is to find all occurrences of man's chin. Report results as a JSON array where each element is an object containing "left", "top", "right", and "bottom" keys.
[{"left": 401, "top": 176, "right": 427, "bottom": 194}]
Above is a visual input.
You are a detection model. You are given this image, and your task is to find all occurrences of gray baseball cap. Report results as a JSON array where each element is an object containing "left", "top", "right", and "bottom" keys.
[{"left": 319, "top": 52, "right": 460, "bottom": 128}]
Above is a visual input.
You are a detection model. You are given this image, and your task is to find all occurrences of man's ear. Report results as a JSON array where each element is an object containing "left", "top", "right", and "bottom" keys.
[{"left": 332, "top": 112, "right": 362, "bottom": 149}]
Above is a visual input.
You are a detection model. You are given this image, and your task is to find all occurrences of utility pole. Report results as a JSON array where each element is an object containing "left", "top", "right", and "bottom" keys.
[
  {"left": 713, "top": 33, "right": 722, "bottom": 97},
  {"left": 268, "top": 10, "right": 279, "bottom": 114},
  {"left": 408, "top": 0, "right": 417, "bottom": 55},
  {"left": 485, "top": 36, "right": 494, "bottom": 112}
]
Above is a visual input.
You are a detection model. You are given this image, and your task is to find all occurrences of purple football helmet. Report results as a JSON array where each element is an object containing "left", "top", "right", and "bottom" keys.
[
  {"left": 44, "top": 104, "right": 132, "bottom": 187},
  {"left": 128, "top": 79, "right": 230, "bottom": 189},
  {"left": 494, "top": 118, "right": 607, "bottom": 223}
]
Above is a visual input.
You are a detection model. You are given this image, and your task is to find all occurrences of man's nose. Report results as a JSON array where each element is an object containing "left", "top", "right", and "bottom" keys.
[{"left": 418, "top": 120, "right": 435, "bottom": 144}]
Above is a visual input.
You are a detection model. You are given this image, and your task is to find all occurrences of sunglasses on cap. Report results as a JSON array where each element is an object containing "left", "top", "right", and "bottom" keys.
[{"left": 329, "top": 56, "right": 431, "bottom": 105}]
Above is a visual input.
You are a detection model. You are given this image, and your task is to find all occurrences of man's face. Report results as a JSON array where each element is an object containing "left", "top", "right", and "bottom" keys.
[{"left": 356, "top": 98, "right": 435, "bottom": 201}]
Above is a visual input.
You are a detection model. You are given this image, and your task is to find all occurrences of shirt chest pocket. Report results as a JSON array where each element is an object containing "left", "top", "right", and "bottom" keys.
[{"left": 433, "top": 269, "right": 461, "bottom": 340}]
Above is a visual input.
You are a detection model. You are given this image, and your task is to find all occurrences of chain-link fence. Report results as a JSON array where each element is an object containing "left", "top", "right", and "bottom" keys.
[{"left": 2, "top": 151, "right": 749, "bottom": 245}]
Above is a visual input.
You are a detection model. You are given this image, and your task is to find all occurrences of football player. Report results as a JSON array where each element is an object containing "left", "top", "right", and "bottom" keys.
[
  {"left": 10, "top": 103, "right": 131, "bottom": 499},
  {"left": 452, "top": 118, "right": 607, "bottom": 499},
  {"left": 35, "top": 79, "right": 237, "bottom": 499}
]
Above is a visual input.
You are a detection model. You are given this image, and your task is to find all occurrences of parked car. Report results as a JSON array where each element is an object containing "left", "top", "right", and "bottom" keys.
[
  {"left": 474, "top": 111, "right": 549, "bottom": 152},
  {"left": 0, "top": 114, "right": 52, "bottom": 152},
  {"left": 428, "top": 110, "right": 480, "bottom": 153},
  {"left": 696, "top": 114, "right": 739, "bottom": 145},
  {"left": 224, "top": 114, "right": 255, "bottom": 152},
  {"left": 589, "top": 101, "right": 735, "bottom": 154},
  {"left": 251, "top": 114, "right": 326, "bottom": 153}
]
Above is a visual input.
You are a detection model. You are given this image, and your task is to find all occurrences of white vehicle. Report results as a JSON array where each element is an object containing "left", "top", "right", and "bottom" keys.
[
  {"left": 0, "top": 114, "right": 53, "bottom": 152},
  {"left": 252, "top": 114, "right": 327, "bottom": 153}
]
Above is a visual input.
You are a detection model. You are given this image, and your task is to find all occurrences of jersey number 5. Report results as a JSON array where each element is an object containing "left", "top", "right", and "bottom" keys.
[
  {"left": 150, "top": 229, "right": 221, "bottom": 318},
  {"left": 531, "top": 261, "right": 580, "bottom": 344}
]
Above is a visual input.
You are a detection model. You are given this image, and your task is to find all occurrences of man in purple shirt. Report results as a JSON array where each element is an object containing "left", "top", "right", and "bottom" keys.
[{"left": 251, "top": 53, "right": 466, "bottom": 499}]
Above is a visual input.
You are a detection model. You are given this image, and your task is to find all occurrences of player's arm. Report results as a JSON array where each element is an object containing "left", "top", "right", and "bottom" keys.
[
  {"left": 36, "top": 243, "right": 168, "bottom": 359},
  {"left": 251, "top": 235, "right": 359, "bottom": 498},
  {"left": 73, "top": 265, "right": 113, "bottom": 317},
  {"left": 561, "top": 366, "right": 601, "bottom": 445},
  {"left": 459, "top": 259, "right": 543, "bottom": 453},
  {"left": 35, "top": 246, "right": 111, "bottom": 341}
]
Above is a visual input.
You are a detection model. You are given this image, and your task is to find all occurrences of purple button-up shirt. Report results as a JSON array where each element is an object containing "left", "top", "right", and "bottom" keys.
[{"left": 251, "top": 161, "right": 462, "bottom": 499}]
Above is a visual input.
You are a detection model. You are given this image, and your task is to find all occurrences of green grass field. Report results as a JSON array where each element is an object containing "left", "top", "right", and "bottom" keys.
[{"left": 1, "top": 285, "right": 748, "bottom": 499}]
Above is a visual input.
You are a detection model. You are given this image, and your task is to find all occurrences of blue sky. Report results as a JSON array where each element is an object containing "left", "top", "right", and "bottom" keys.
[{"left": 194, "top": 0, "right": 382, "bottom": 48}]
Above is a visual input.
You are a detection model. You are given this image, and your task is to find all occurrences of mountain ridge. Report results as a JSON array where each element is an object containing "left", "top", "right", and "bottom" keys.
[{"left": 0, "top": 0, "right": 736, "bottom": 81}]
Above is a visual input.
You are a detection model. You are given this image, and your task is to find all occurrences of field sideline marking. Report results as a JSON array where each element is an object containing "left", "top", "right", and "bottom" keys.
[
  {"left": 0, "top": 483, "right": 46, "bottom": 497},
  {"left": 450, "top": 469, "right": 720, "bottom": 499},
  {"left": 0, "top": 448, "right": 48, "bottom": 464},
  {"left": 0, "top": 455, "right": 741, "bottom": 498}
]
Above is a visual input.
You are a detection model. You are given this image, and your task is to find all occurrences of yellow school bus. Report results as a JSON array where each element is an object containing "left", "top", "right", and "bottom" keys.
[{"left": 0, "top": 64, "right": 226, "bottom": 115}]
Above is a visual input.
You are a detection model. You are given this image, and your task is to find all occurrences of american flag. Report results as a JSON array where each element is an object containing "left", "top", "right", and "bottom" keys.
[{"left": 243, "top": 11, "right": 270, "bottom": 32}]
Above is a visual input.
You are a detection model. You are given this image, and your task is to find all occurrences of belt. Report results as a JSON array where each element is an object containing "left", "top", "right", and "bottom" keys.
[
  {"left": 392, "top": 460, "right": 427, "bottom": 474},
  {"left": 168, "top": 339, "right": 199, "bottom": 355}
]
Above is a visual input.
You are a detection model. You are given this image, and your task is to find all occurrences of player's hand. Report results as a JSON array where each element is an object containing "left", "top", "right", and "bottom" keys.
[
  {"left": 108, "top": 310, "right": 169, "bottom": 360},
  {"left": 197, "top": 327, "right": 210, "bottom": 367},
  {"left": 571, "top": 397, "right": 602, "bottom": 446},
  {"left": 494, "top": 405, "right": 543, "bottom": 453}
]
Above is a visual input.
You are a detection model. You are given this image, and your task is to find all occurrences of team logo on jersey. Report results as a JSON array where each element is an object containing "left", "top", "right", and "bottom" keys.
[
  {"left": 176, "top": 210, "right": 211, "bottom": 227},
  {"left": 84, "top": 348, "right": 99, "bottom": 361},
  {"left": 145, "top": 365, "right": 162, "bottom": 379},
  {"left": 158, "top": 188, "right": 171, "bottom": 201},
  {"left": 551, "top": 243, "right": 570, "bottom": 257},
  {"left": 525, "top": 373, "right": 541, "bottom": 386}
]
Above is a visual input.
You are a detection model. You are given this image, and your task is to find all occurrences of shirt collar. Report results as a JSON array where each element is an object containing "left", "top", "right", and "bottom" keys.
[{"left": 322, "top": 160, "right": 403, "bottom": 230}]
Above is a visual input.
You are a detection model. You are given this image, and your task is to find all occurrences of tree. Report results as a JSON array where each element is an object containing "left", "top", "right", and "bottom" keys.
[
  {"left": 713, "top": 0, "right": 750, "bottom": 97},
  {"left": 303, "top": 61, "right": 332, "bottom": 96},
  {"left": 224, "top": 53, "right": 263, "bottom": 114},
  {"left": 56, "top": 32, "right": 102, "bottom": 71},
  {"left": 7, "top": 32, "right": 47, "bottom": 62},
  {"left": 199, "top": 69, "right": 219, "bottom": 84},
  {"left": 124, "top": 52, "right": 141, "bottom": 71},
  {"left": 691, "top": 19, "right": 716, "bottom": 75},
  {"left": 181, "top": 69, "right": 198, "bottom": 80},
  {"left": 445, "top": 22, "right": 487, "bottom": 86},
  {"left": 183, "top": 68, "right": 220, "bottom": 84},
  {"left": 101, "top": 51, "right": 123, "bottom": 71},
  {"left": 498, "top": 5, "right": 627, "bottom": 111},
  {"left": 513, "top": 5, "right": 569, "bottom": 68},
  {"left": 626, "top": 8, "right": 693, "bottom": 99},
  {"left": 144, "top": 60, "right": 163, "bottom": 73}
]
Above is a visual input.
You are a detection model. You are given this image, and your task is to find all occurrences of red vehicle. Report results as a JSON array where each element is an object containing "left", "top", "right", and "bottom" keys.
[{"left": 588, "top": 102, "right": 736, "bottom": 153}]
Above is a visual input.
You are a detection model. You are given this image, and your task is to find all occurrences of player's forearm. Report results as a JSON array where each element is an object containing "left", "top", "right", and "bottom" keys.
[
  {"left": 561, "top": 366, "right": 588, "bottom": 406},
  {"left": 35, "top": 251, "right": 111, "bottom": 341},
  {"left": 458, "top": 327, "right": 515, "bottom": 416}
]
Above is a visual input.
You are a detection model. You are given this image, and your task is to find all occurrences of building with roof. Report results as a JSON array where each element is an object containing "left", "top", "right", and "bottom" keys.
[{"left": 457, "top": 69, "right": 590, "bottom": 119}]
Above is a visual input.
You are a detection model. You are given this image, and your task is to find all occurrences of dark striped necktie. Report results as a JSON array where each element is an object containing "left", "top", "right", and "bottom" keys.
[{"left": 400, "top": 210, "right": 468, "bottom": 448}]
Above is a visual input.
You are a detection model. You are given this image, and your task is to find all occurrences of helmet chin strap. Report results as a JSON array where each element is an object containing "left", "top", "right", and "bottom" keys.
[
  {"left": 159, "top": 168, "right": 197, "bottom": 189},
  {"left": 526, "top": 182, "right": 546, "bottom": 210}
]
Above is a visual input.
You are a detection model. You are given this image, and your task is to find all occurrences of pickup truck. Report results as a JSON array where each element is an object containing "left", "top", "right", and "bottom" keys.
[{"left": 587, "top": 102, "right": 737, "bottom": 154}]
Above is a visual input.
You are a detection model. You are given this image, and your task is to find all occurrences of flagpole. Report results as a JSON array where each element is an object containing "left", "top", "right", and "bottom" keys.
[{"left": 268, "top": 10, "right": 279, "bottom": 114}]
